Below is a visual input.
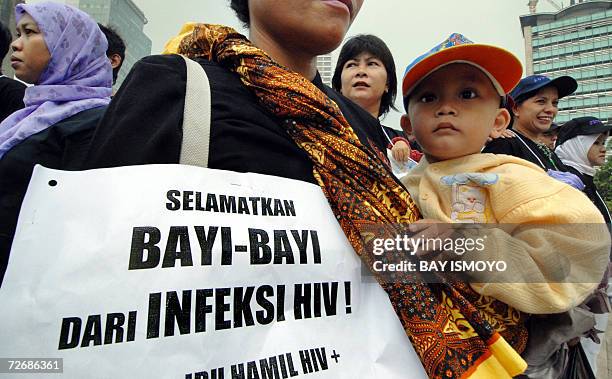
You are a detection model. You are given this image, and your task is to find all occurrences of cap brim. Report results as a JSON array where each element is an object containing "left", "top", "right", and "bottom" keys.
[
  {"left": 548, "top": 76, "right": 578, "bottom": 99},
  {"left": 402, "top": 44, "right": 523, "bottom": 97},
  {"left": 514, "top": 75, "right": 578, "bottom": 103},
  {"left": 587, "top": 123, "right": 612, "bottom": 135}
]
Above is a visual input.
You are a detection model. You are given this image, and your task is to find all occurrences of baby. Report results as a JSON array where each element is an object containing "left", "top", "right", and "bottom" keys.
[
  {"left": 399, "top": 33, "right": 608, "bottom": 317},
  {"left": 398, "top": 33, "right": 610, "bottom": 376}
]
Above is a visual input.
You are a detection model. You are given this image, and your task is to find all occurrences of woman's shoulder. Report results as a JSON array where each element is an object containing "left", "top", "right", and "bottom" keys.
[
  {"left": 0, "top": 76, "right": 27, "bottom": 92},
  {"left": 132, "top": 54, "right": 184, "bottom": 72},
  {"left": 127, "top": 54, "right": 251, "bottom": 107},
  {"left": 84, "top": 54, "right": 268, "bottom": 169},
  {"left": 482, "top": 136, "right": 521, "bottom": 155},
  {"left": 51, "top": 106, "right": 107, "bottom": 135},
  {"left": 132, "top": 54, "right": 239, "bottom": 83}
]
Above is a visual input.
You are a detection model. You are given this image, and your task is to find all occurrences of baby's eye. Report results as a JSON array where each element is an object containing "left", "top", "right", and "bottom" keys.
[
  {"left": 460, "top": 89, "right": 477, "bottom": 99},
  {"left": 419, "top": 93, "right": 436, "bottom": 103}
]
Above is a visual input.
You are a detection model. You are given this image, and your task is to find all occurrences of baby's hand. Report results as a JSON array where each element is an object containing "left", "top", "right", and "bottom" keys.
[
  {"left": 408, "top": 219, "right": 455, "bottom": 258},
  {"left": 391, "top": 140, "right": 411, "bottom": 163},
  {"left": 487, "top": 129, "right": 516, "bottom": 143},
  {"left": 499, "top": 129, "right": 516, "bottom": 138}
]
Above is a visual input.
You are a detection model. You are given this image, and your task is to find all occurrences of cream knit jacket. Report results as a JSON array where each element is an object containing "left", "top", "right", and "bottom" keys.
[{"left": 401, "top": 153, "right": 610, "bottom": 314}]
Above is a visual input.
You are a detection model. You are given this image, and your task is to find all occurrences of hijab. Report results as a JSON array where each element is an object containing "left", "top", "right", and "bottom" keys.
[
  {"left": 0, "top": 2, "right": 112, "bottom": 159},
  {"left": 556, "top": 134, "right": 600, "bottom": 177}
]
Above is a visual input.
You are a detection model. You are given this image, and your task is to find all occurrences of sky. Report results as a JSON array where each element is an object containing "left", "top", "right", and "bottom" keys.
[
  {"left": 23, "top": 0, "right": 561, "bottom": 128},
  {"left": 128, "top": 0, "right": 561, "bottom": 129}
]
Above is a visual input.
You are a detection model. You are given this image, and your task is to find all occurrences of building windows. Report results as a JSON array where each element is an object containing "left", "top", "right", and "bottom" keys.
[
  {"left": 72, "top": 0, "right": 151, "bottom": 88},
  {"left": 522, "top": 5, "right": 612, "bottom": 126}
]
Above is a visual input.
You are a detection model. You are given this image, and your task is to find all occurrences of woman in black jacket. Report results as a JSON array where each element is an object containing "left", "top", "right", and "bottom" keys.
[
  {"left": 483, "top": 74, "right": 576, "bottom": 172},
  {"left": 331, "top": 34, "right": 422, "bottom": 178}
]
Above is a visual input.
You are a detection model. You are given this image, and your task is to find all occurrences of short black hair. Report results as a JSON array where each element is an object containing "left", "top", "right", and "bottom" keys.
[
  {"left": 332, "top": 34, "right": 398, "bottom": 118},
  {"left": 512, "top": 90, "right": 538, "bottom": 106},
  {"left": 507, "top": 89, "right": 537, "bottom": 129},
  {"left": 505, "top": 95, "right": 517, "bottom": 129},
  {"left": 230, "top": 0, "right": 250, "bottom": 27},
  {"left": 0, "top": 20, "right": 12, "bottom": 62},
  {"left": 98, "top": 23, "right": 126, "bottom": 84}
]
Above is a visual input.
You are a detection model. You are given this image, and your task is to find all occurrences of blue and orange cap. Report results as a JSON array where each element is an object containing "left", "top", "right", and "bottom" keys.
[{"left": 402, "top": 33, "right": 523, "bottom": 109}]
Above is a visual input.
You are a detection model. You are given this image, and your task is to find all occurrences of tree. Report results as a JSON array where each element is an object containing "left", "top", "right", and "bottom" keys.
[{"left": 594, "top": 140, "right": 612, "bottom": 209}]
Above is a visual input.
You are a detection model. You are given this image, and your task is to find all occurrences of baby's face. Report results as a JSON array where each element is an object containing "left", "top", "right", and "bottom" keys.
[{"left": 405, "top": 64, "right": 508, "bottom": 162}]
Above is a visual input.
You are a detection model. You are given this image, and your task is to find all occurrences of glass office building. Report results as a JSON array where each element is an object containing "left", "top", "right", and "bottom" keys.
[
  {"left": 67, "top": 0, "right": 151, "bottom": 88},
  {"left": 520, "top": 1, "right": 611, "bottom": 125},
  {"left": 0, "top": 0, "right": 24, "bottom": 77},
  {"left": 0, "top": 0, "right": 22, "bottom": 33},
  {"left": 316, "top": 54, "right": 334, "bottom": 87}
]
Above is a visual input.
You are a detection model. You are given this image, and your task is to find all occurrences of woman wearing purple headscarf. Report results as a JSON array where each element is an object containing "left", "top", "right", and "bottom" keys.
[{"left": 0, "top": 2, "right": 112, "bottom": 283}]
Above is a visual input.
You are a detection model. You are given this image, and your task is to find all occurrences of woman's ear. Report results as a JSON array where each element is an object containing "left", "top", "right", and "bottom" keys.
[
  {"left": 109, "top": 53, "right": 122, "bottom": 70},
  {"left": 400, "top": 114, "right": 413, "bottom": 135},
  {"left": 489, "top": 108, "right": 511, "bottom": 138},
  {"left": 512, "top": 103, "right": 520, "bottom": 118}
]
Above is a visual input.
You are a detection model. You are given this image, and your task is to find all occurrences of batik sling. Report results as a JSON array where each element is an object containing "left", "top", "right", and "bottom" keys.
[{"left": 165, "top": 23, "right": 527, "bottom": 379}]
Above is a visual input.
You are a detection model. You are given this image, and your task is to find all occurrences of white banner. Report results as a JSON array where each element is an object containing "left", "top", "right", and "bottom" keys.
[{"left": 0, "top": 165, "right": 426, "bottom": 378}]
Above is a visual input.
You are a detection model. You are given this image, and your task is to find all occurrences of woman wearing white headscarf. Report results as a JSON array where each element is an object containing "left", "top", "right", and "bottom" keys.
[
  {"left": 556, "top": 116, "right": 611, "bottom": 376},
  {"left": 556, "top": 116, "right": 611, "bottom": 224}
]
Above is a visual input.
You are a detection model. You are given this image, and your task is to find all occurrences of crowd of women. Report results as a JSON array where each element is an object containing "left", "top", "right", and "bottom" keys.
[{"left": 0, "top": 1, "right": 610, "bottom": 378}]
